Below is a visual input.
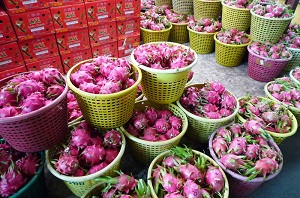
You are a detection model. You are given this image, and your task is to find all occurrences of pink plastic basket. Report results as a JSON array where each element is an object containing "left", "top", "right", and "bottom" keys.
[{"left": 247, "top": 46, "right": 292, "bottom": 82}]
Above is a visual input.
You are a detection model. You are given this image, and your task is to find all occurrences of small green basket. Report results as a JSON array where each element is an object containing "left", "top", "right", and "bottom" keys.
[
  {"left": 188, "top": 27, "right": 216, "bottom": 54},
  {"left": 193, "top": 0, "right": 222, "bottom": 20},
  {"left": 169, "top": 22, "right": 189, "bottom": 44},
  {"left": 154, "top": 0, "right": 172, "bottom": 7},
  {"left": 140, "top": 26, "right": 172, "bottom": 44},
  {"left": 172, "top": 0, "right": 194, "bottom": 14},
  {"left": 283, "top": 47, "right": 300, "bottom": 72}
]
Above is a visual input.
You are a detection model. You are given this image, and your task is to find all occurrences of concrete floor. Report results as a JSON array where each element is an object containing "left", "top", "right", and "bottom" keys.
[{"left": 44, "top": 49, "right": 300, "bottom": 198}]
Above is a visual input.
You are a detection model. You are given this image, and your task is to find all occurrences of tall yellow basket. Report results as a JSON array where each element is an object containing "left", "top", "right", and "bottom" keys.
[
  {"left": 193, "top": 0, "right": 222, "bottom": 20},
  {"left": 221, "top": 2, "right": 251, "bottom": 31},
  {"left": 154, "top": 0, "right": 172, "bottom": 7},
  {"left": 188, "top": 26, "right": 216, "bottom": 54},
  {"left": 140, "top": 25, "right": 172, "bottom": 44},
  {"left": 172, "top": 0, "right": 194, "bottom": 14},
  {"left": 169, "top": 22, "right": 189, "bottom": 44}
]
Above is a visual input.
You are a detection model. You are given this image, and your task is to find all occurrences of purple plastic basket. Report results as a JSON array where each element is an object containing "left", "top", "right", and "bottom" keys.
[
  {"left": 208, "top": 126, "right": 283, "bottom": 197},
  {"left": 247, "top": 45, "right": 292, "bottom": 82}
]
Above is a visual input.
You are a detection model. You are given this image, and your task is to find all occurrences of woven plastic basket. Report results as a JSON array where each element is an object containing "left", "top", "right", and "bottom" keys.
[
  {"left": 0, "top": 73, "right": 68, "bottom": 152},
  {"left": 283, "top": 47, "right": 300, "bottom": 72},
  {"left": 80, "top": 182, "right": 106, "bottom": 198},
  {"left": 250, "top": 10, "right": 294, "bottom": 43},
  {"left": 147, "top": 149, "right": 230, "bottom": 198},
  {"left": 140, "top": 26, "right": 172, "bottom": 44},
  {"left": 247, "top": 46, "right": 293, "bottom": 82},
  {"left": 214, "top": 34, "right": 252, "bottom": 67},
  {"left": 169, "top": 22, "right": 189, "bottom": 44},
  {"left": 46, "top": 122, "right": 126, "bottom": 197},
  {"left": 154, "top": 0, "right": 172, "bottom": 7},
  {"left": 209, "top": 128, "right": 283, "bottom": 197},
  {"left": 176, "top": 84, "right": 239, "bottom": 144},
  {"left": 186, "top": 71, "right": 195, "bottom": 86},
  {"left": 193, "top": 0, "right": 222, "bottom": 20},
  {"left": 131, "top": 42, "right": 197, "bottom": 104},
  {"left": 290, "top": 68, "right": 300, "bottom": 85},
  {"left": 221, "top": 2, "right": 251, "bottom": 31},
  {"left": 120, "top": 100, "right": 188, "bottom": 166},
  {"left": 188, "top": 27, "right": 216, "bottom": 54},
  {"left": 172, "top": 0, "right": 193, "bottom": 14},
  {"left": 66, "top": 59, "right": 142, "bottom": 129}
]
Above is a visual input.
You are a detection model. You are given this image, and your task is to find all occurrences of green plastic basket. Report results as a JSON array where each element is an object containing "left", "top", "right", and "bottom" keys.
[
  {"left": 283, "top": 47, "right": 300, "bottom": 72},
  {"left": 154, "top": 0, "right": 172, "bottom": 7},
  {"left": 140, "top": 26, "right": 172, "bottom": 44},
  {"left": 250, "top": 10, "right": 294, "bottom": 43},
  {"left": 169, "top": 22, "right": 189, "bottom": 44},
  {"left": 188, "top": 27, "right": 216, "bottom": 54},
  {"left": 176, "top": 84, "right": 239, "bottom": 144},
  {"left": 193, "top": 0, "right": 222, "bottom": 20},
  {"left": 172, "top": 0, "right": 193, "bottom": 14},
  {"left": 290, "top": 68, "right": 300, "bottom": 85}
]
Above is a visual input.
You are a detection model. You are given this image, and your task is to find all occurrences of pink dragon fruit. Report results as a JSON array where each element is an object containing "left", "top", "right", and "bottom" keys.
[
  {"left": 81, "top": 145, "right": 106, "bottom": 165},
  {"left": 245, "top": 144, "right": 260, "bottom": 160},
  {"left": 103, "top": 130, "right": 122, "bottom": 148},
  {"left": 107, "top": 67, "right": 130, "bottom": 83},
  {"left": 56, "top": 155, "right": 79, "bottom": 175},
  {"left": 220, "top": 154, "right": 245, "bottom": 171},
  {"left": 126, "top": 125, "right": 140, "bottom": 137},
  {"left": 0, "top": 89, "right": 17, "bottom": 107},
  {"left": 144, "top": 106, "right": 158, "bottom": 126},
  {"left": 133, "top": 114, "right": 149, "bottom": 131},
  {"left": 8, "top": 75, "right": 28, "bottom": 86},
  {"left": 162, "top": 156, "right": 181, "bottom": 168},
  {"left": 105, "top": 149, "right": 119, "bottom": 164},
  {"left": 15, "top": 80, "right": 45, "bottom": 99},
  {"left": 212, "top": 137, "right": 228, "bottom": 157},
  {"left": 63, "top": 145, "right": 79, "bottom": 157},
  {"left": 87, "top": 162, "right": 109, "bottom": 175},
  {"left": 16, "top": 153, "right": 40, "bottom": 177},
  {"left": 47, "top": 84, "right": 65, "bottom": 99},
  {"left": 228, "top": 137, "right": 247, "bottom": 155},
  {"left": 177, "top": 163, "right": 204, "bottom": 183},
  {"left": 71, "top": 127, "right": 91, "bottom": 149},
  {"left": 69, "top": 109, "right": 82, "bottom": 122},
  {"left": 165, "top": 128, "right": 180, "bottom": 139},
  {"left": 67, "top": 101, "right": 80, "bottom": 111},
  {"left": 168, "top": 116, "right": 182, "bottom": 130},
  {"left": 183, "top": 179, "right": 202, "bottom": 198},
  {"left": 21, "top": 92, "right": 46, "bottom": 114},
  {"left": 161, "top": 171, "right": 183, "bottom": 193},
  {"left": 165, "top": 192, "right": 185, "bottom": 198},
  {"left": 205, "top": 166, "right": 225, "bottom": 192},
  {"left": 0, "top": 166, "right": 26, "bottom": 197},
  {"left": 79, "top": 82, "right": 100, "bottom": 94},
  {"left": 245, "top": 157, "right": 279, "bottom": 178},
  {"left": 41, "top": 68, "right": 63, "bottom": 85},
  {"left": 102, "top": 188, "right": 117, "bottom": 198},
  {"left": 157, "top": 109, "right": 172, "bottom": 119},
  {"left": 79, "top": 62, "right": 100, "bottom": 77},
  {"left": 73, "top": 168, "right": 85, "bottom": 176},
  {"left": 0, "top": 106, "right": 20, "bottom": 118},
  {"left": 0, "top": 148, "right": 12, "bottom": 174},
  {"left": 154, "top": 118, "right": 171, "bottom": 133},
  {"left": 71, "top": 71, "right": 94, "bottom": 87},
  {"left": 99, "top": 81, "right": 121, "bottom": 94}
]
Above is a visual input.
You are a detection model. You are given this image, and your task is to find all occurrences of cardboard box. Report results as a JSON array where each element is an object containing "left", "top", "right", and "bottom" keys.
[
  {"left": 0, "top": 9, "right": 17, "bottom": 44},
  {"left": 0, "top": 65, "right": 27, "bottom": 79},
  {"left": 0, "top": 42, "right": 24, "bottom": 71},
  {"left": 117, "top": 34, "right": 139, "bottom": 57},
  {"left": 91, "top": 41, "right": 118, "bottom": 58},
  {"left": 10, "top": 8, "right": 55, "bottom": 41},
  {"left": 84, "top": 0, "right": 115, "bottom": 26},
  {"left": 116, "top": 17, "right": 139, "bottom": 40},
  {"left": 50, "top": 3, "right": 88, "bottom": 33},
  {"left": 25, "top": 56, "right": 64, "bottom": 73},
  {"left": 56, "top": 28, "right": 90, "bottom": 55},
  {"left": 48, "top": 0, "right": 83, "bottom": 7},
  {"left": 3, "top": 0, "right": 49, "bottom": 14},
  {"left": 115, "top": 0, "right": 140, "bottom": 21},
  {"left": 18, "top": 34, "right": 59, "bottom": 64},
  {"left": 60, "top": 48, "right": 92, "bottom": 73},
  {"left": 88, "top": 21, "right": 117, "bottom": 47}
]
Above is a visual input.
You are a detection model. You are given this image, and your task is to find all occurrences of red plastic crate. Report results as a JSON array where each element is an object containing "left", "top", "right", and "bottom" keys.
[
  {"left": 56, "top": 28, "right": 90, "bottom": 55},
  {"left": 91, "top": 41, "right": 118, "bottom": 58},
  {"left": 117, "top": 34, "right": 139, "bottom": 57},
  {"left": 25, "top": 56, "right": 64, "bottom": 73},
  {"left": 88, "top": 21, "right": 117, "bottom": 47},
  {"left": 18, "top": 34, "right": 59, "bottom": 64},
  {"left": 0, "top": 9, "right": 17, "bottom": 44},
  {"left": 48, "top": 0, "right": 83, "bottom": 7},
  {"left": 116, "top": 17, "right": 140, "bottom": 40},
  {"left": 60, "top": 48, "right": 92, "bottom": 73},
  {"left": 0, "top": 65, "right": 27, "bottom": 79},
  {"left": 9, "top": 8, "right": 55, "bottom": 41},
  {"left": 0, "top": 42, "right": 24, "bottom": 71},
  {"left": 50, "top": 3, "right": 88, "bottom": 33},
  {"left": 2, "top": 0, "right": 49, "bottom": 14},
  {"left": 115, "top": 0, "right": 140, "bottom": 21}
]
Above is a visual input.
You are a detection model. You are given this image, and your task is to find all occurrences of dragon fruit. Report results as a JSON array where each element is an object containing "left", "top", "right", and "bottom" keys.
[
  {"left": 0, "top": 166, "right": 26, "bottom": 197},
  {"left": 212, "top": 137, "right": 228, "bottom": 157},
  {"left": 71, "top": 71, "right": 94, "bottom": 87},
  {"left": 104, "top": 130, "right": 122, "bottom": 148},
  {"left": 16, "top": 153, "right": 40, "bottom": 177},
  {"left": 183, "top": 179, "right": 202, "bottom": 198},
  {"left": 252, "top": 3, "right": 293, "bottom": 18},
  {"left": 41, "top": 68, "right": 64, "bottom": 85},
  {"left": 105, "top": 149, "right": 119, "bottom": 164},
  {"left": 245, "top": 158, "right": 279, "bottom": 179},
  {"left": 21, "top": 92, "right": 46, "bottom": 114},
  {"left": 161, "top": 171, "right": 183, "bottom": 193},
  {"left": 0, "top": 106, "right": 20, "bottom": 118},
  {"left": 81, "top": 145, "right": 106, "bottom": 165},
  {"left": 56, "top": 155, "right": 79, "bottom": 175},
  {"left": 165, "top": 128, "right": 180, "bottom": 139},
  {"left": 177, "top": 163, "right": 204, "bottom": 183},
  {"left": 15, "top": 80, "right": 45, "bottom": 99},
  {"left": 162, "top": 156, "right": 181, "bottom": 168},
  {"left": 216, "top": 29, "right": 250, "bottom": 45},
  {"left": 245, "top": 144, "right": 260, "bottom": 160},
  {"left": 87, "top": 162, "right": 109, "bottom": 175},
  {"left": 228, "top": 137, "right": 247, "bottom": 155},
  {"left": 188, "top": 17, "right": 222, "bottom": 33},
  {"left": 71, "top": 127, "right": 91, "bottom": 149},
  {"left": 168, "top": 116, "right": 182, "bottom": 130},
  {"left": 220, "top": 154, "right": 246, "bottom": 171},
  {"left": 144, "top": 106, "right": 158, "bottom": 125},
  {"left": 205, "top": 166, "right": 225, "bottom": 192},
  {"left": 154, "top": 118, "right": 171, "bottom": 133},
  {"left": 0, "top": 89, "right": 17, "bottom": 107},
  {"left": 46, "top": 84, "right": 65, "bottom": 99}
]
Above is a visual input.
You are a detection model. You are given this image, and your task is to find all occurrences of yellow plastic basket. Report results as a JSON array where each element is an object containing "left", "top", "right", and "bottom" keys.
[
  {"left": 169, "top": 22, "right": 189, "bottom": 44},
  {"left": 154, "top": 0, "right": 172, "bottom": 7},
  {"left": 250, "top": 10, "right": 294, "bottom": 43},
  {"left": 283, "top": 47, "right": 300, "bottom": 72},
  {"left": 80, "top": 182, "right": 106, "bottom": 198},
  {"left": 147, "top": 149, "right": 230, "bottom": 198},
  {"left": 140, "top": 25, "right": 172, "bottom": 44},
  {"left": 172, "top": 0, "right": 193, "bottom": 14},
  {"left": 176, "top": 83, "right": 239, "bottom": 144},
  {"left": 193, "top": 0, "right": 222, "bottom": 20},
  {"left": 188, "top": 27, "right": 216, "bottom": 54},
  {"left": 66, "top": 58, "right": 142, "bottom": 129},
  {"left": 130, "top": 42, "right": 198, "bottom": 104},
  {"left": 45, "top": 122, "right": 126, "bottom": 197},
  {"left": 120, "top": 100, "right": 188, "bottom": 166},
  {"left": 214, "top": 34, "right": 252, "bottom": 67},
  {"left": 221, "top": 2, "right": 251, "bottom": 31}
]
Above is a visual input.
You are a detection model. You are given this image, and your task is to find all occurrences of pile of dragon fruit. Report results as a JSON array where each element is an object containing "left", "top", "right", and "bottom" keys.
[
  {"left": 211, "top": 122, "right": 282, "bottom": 180},
  {"left": 179, "top": 82, "right": 237, "bottom": 119},
  {"left": 267, "top": 77, "right": 300, "bottom": 108},
  {"left": 52, "top": 121, "right": 123, "bottom": 176},
  {"left": 238, "top": 95, "right": 293, "bottom": 134},
  {"left": 288, "top": 23, "right": 300, "bottom": 35},
  {"left": 248, "top": 41, "right": 292, "bottom": 59},
  {"left": 292, "top": 67, "right": 300, "bottom": 81},
  {"left": 150, "top": 146, "right": 226, "bottom": 197},
  {"left": 140, "top": 7, "right": 171, "bottom": 31},
  {"left": 278, "top": 26, "right": 300, "bottom": 49},
  {"left": 252, "top": 3, "right": 294, "bottom": 18},
  {"left": 141, "top": 0, "right": 155, "bottom": 10},
  {"left": 67, "top": 91, "right": 82, "bottom": 123},
  {"left": 125, "top": 107, "right": 183, "bottom": 142},
  {"left": 70, "top": 56, "right": 137, "bottom": 94},
  {"left": 133, "top": 43, "right": 195, "bottom": 69},
  {"left": 223, "top": 0, "right": 255, "bottom": 9},
  {"left": 0, "top": 142, "right": 41, "bottom": 197},
  {"left": 165, "top": 9, "right": 193, "bottom": 24},
  {"left": 0, "top": 68, "right": 65, "bottom": 118},
  {"left": 216, "top": 28, "right": 250, "bottom": 45},
  {"left": 188, "top": 17, "right": 222, "bottom": 33}
]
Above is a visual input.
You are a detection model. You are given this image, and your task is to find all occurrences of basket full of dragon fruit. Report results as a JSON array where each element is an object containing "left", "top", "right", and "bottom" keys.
[
  {"left": 176, "top": 82, "right": 239, "bottom": 144},
  {"left": 45, "top": 121, "right": 126, "bottom": 197},
  {"left": 66, "top": 56, "right": 142, "bottom": 129},
  {"left": 0, "top": 68, "right": 68, "bottom": 152},
  {"left": 131, "top": 42, "right": 197, "bottom": 104},
  {"left": 0, "top": 140, "right": 46, "bottom": 198},
  {"left": 209, "top": 122, "right": 283, "bottom": 196},
  {"left": 290, "top": 67, "right": 300, "bottom": 85},
  {"left": 147, "top": 146, "right": 230, "bottom": 198},
  {"left": 236, "top": 95, "right": 297, "bottom": 144},
  {"left": 120, "top": 100, "right": 188, "bottom": 166}
]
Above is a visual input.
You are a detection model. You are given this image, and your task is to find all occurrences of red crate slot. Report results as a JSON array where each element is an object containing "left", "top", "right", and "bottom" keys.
[
  {"left": 0, "top": 9, "right": 17, "bottom": 44},
  {"left": 49, "top": 0, "right": 83, "bottom": 7},
  {"left": 0, "top": 65, "right": 27, "bottom": 79},
  {"left": 10, "top": 8, "right": 55, "bottom": 41},
  {"left": 91, "top": 41, "right": 118, "bottom": 58},
  {"left": 88, "top": 21, "right": 117, "bottom": 47},
  {"left": 116, "top": 17, "right": 140, "bottom": 40},
  {"left": 115, "top": 0, "right": 140, "bottom": 21},
  {"left": 25, "top": 56, "right": 64, "bottom": 73},
  {"left": 85, "top": 0, "right": 115, "bottom": 26},
  {"left": 0, "top": 42, "right": 24, "bottom": 71},
  {"left": 3, "top": 0, "right": 49, "bottom": 14},
  {"left": 117, "top": 34, "right": 139, "bottom": 57},
  {"left": 61, "top": 48, "right": 92, "bottom": 73}
]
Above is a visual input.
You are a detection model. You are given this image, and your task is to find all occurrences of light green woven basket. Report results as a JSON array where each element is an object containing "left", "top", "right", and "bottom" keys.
[
  {"left": 188, "top": 26, "right": 216, "bottom": 54},
  {"left": 154, "top": 0, "right": 172, "bottom": 7},
  {"left": 172, "top": 0, "right": 194, "bottom": 14},
  {"left": 193, "top": 0, "right": 222, "bottom": 20},
  {"left": 283, "top": 47, "right": 300, "bottom": 72},
  {"left": 169, "top": 22, "right": 189, "bottom": 44},
  {"left": 140, "top": 26, "right": 172, "bottom": 44}
]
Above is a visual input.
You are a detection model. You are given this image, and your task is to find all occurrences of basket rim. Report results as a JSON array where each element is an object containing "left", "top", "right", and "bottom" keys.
[
  {"left": 214, "top": 33, "right": 252, "bottom": 47},
  {"left": 221, "top": 1, "right": 251, "bottom": 11},
  {"left": 66, "top": 58, "right": 142, "bottom": 99},
  {"left": 290, "top": 67, "right": 300, "bottom": 85},
  {"left": 140, "top": 24, "right": 173, "bottom": 33},
  {"left": 250, "top": 9, "right": 294, "bottom": 20},
  {"left": 147, "top": 149, "right": 230, "bottom": 198},
  {"left": 187, "top": 26, "right": 219, "bottom": 35},
  {"left": 130, "top": 42, "right": 198, "bottom": 74},
  {"left": 171, "top": 22, "right": 188, "bottom": 26},
  {"left": 176, "top": 83, "right": 240, "bottom": 123},
  {"left": 120, "top": 100, "right": 188, "bottom": 146},
  {"left": 197, "top": 0, "right": 222, "bottom": 2},
  {"left": 208, "top": 127, "right": 283, "bottom": 182},
  {"left": 287, "top": 46, "right": 300, "bottom": 52},
  {"left": 186, "top": 72, "right": 195, "bottom": 86},
  {"left": 0, "top": 72, "right": 68, "bottom": 123},
  {"left": 247, "top": 45, "right": 293, "bottom": 62},
  {"left": 236, "top": 96, "right": 298, "bottom": 138},
  {"left": 45, "top": 127, "right": 126, "bottom": 182}
]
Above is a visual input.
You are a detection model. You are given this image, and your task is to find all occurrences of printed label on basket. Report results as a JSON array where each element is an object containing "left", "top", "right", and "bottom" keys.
[
  {"left": 256, "top": 58, "right": 271, "bottom": 67},
  {"left": 85, "top": 1, "right": 116, "bottom": 26},
  {"left": 66, "top": 181, "right": 85, "bottom": 185}
]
